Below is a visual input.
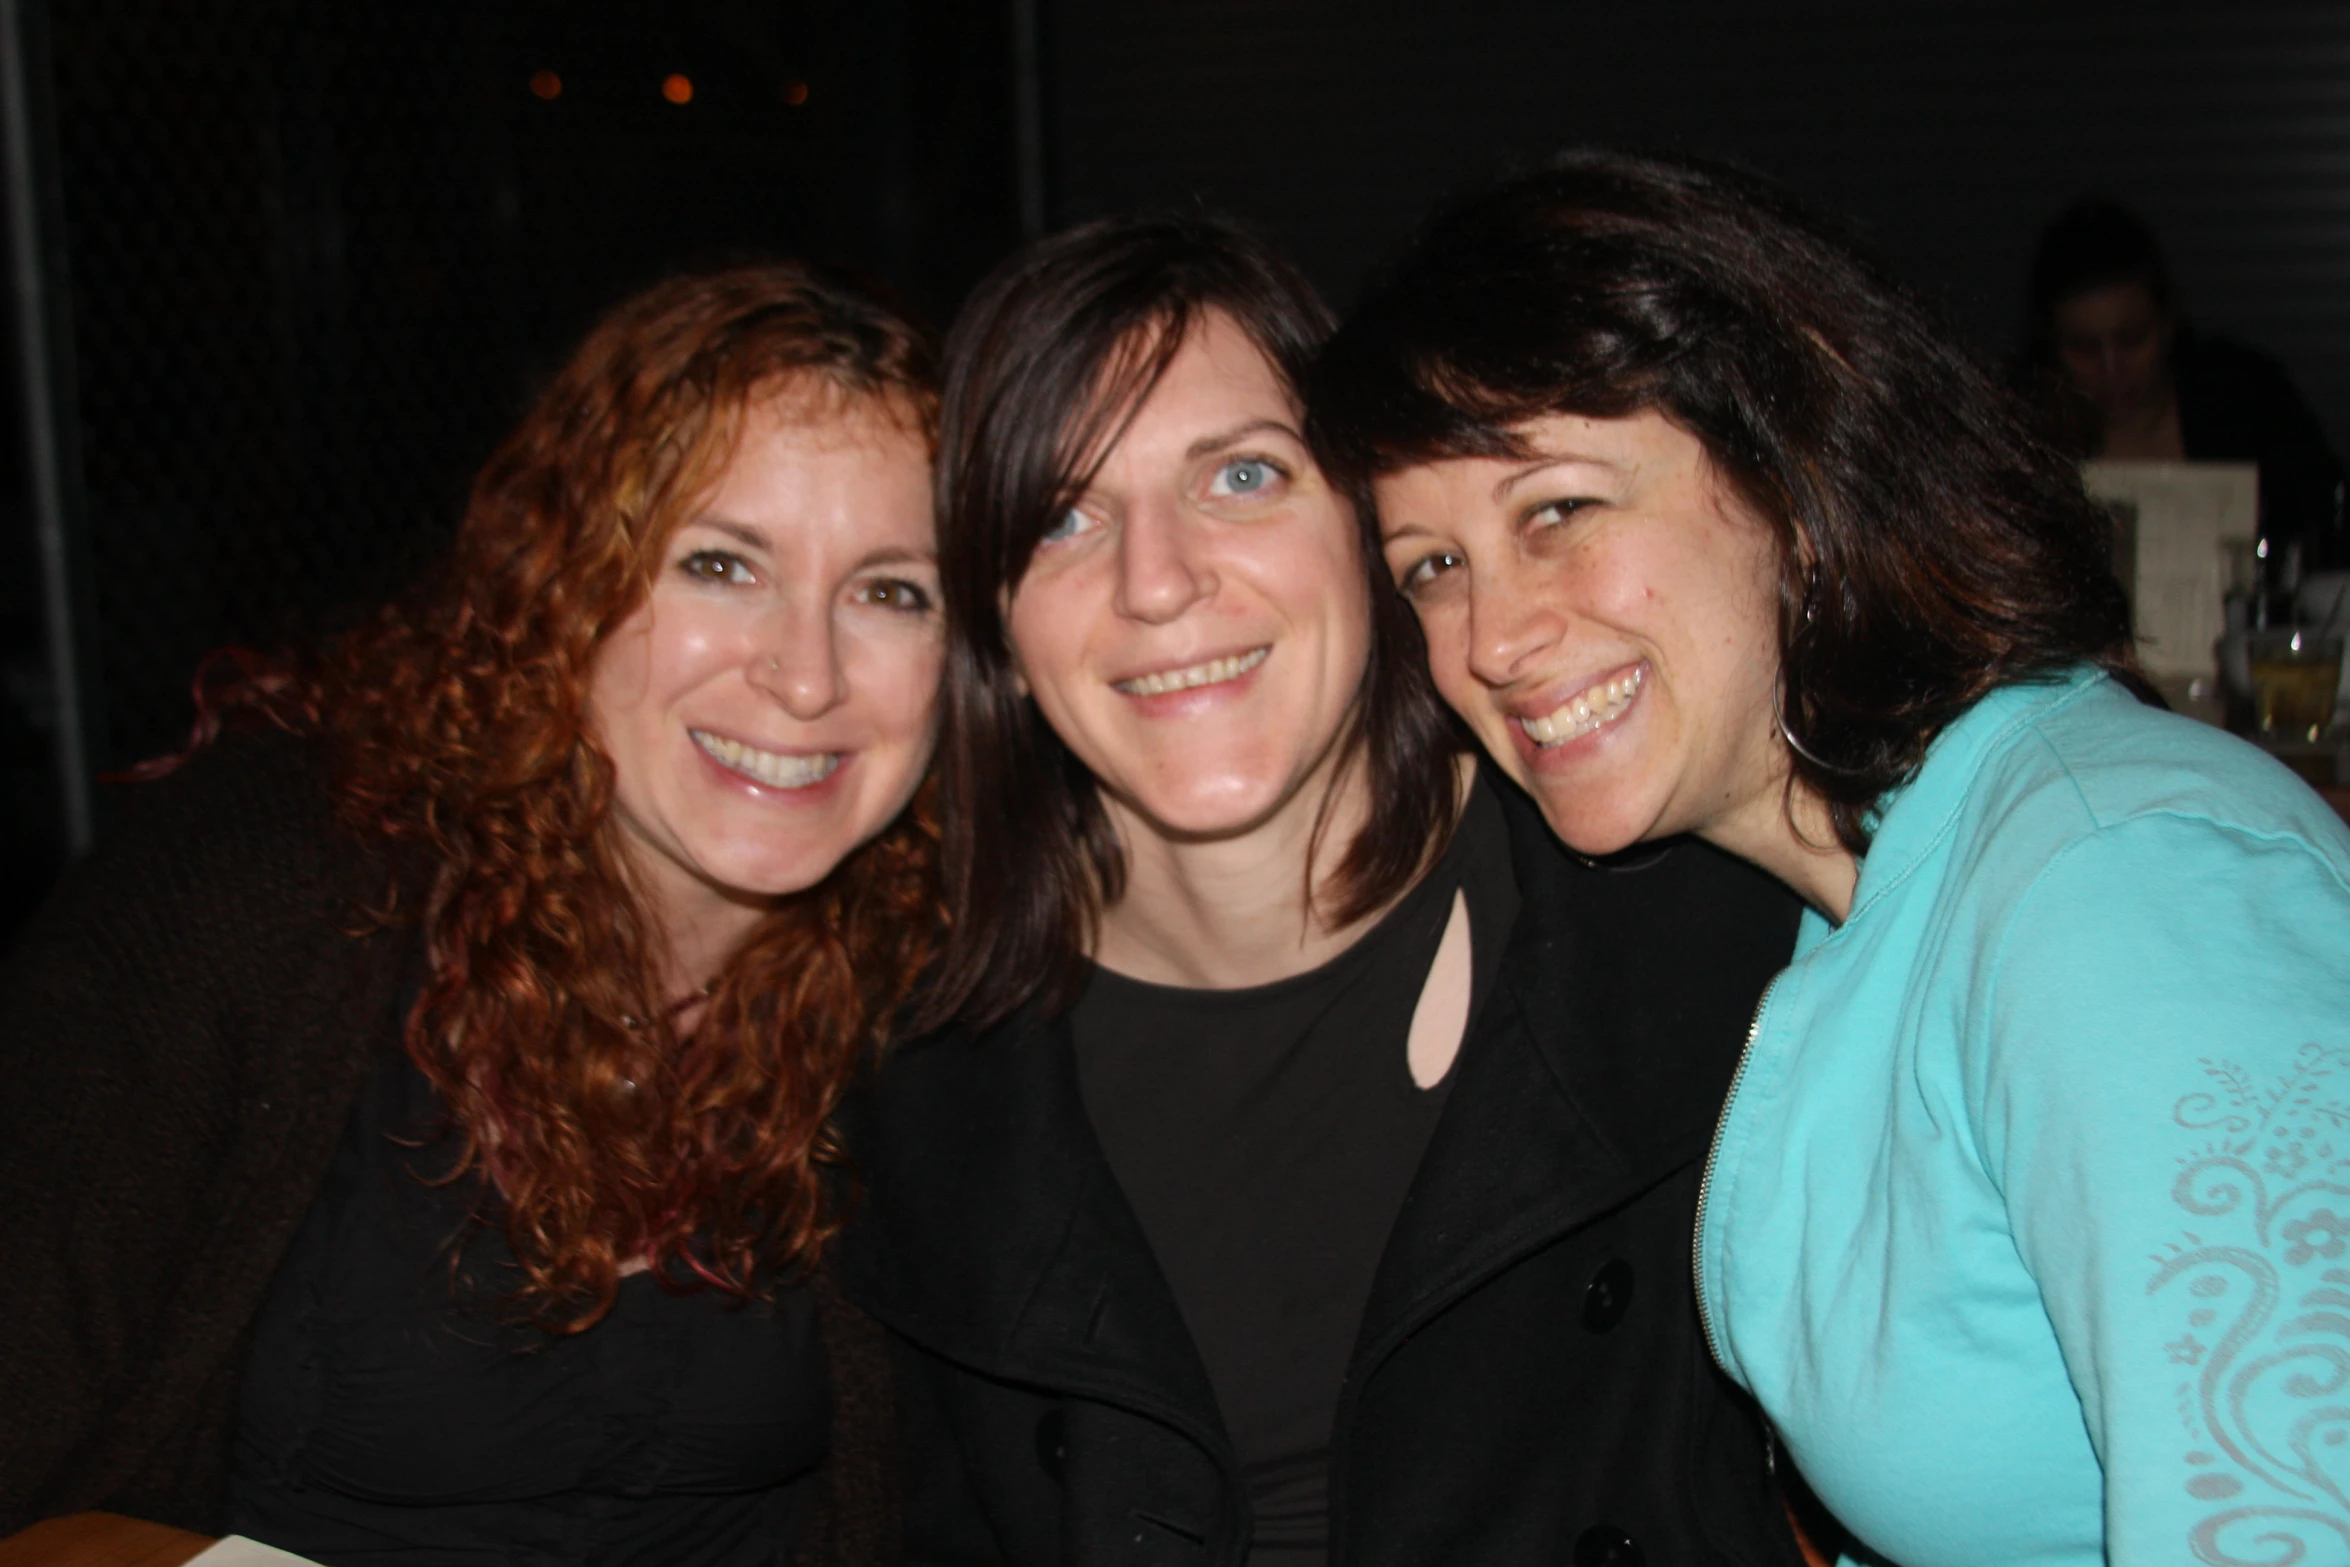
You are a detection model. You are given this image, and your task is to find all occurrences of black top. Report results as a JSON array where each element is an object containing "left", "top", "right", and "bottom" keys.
[
  {"left": 1070, "top": 780, "right": 1517, "bottom": 1567},
  {"left": 228, "top": 1047, "right": 829, "bottom": 1567},
  {"left": 0, "top": 731, "right": 897, "bottom": 1560},
  {"left": 2174, "top": 332, "right": 2347, "bottom": 568},
  {"left": 843, "top": 775, "right": 1809, "bottom": 1567}
]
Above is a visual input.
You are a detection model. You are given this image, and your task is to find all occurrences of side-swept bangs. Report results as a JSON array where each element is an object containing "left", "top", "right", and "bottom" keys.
[
  {"left": 1310, "top": 149, "right": 2139, "bottom": 853},
  {"left": 920, "top": 213, "right": 1460, "bottom": 1031}
]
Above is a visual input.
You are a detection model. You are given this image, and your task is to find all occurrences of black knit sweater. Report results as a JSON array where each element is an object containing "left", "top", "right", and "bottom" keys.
[{"left": 0, "top": 733, "right": 897, "bottom": 1562}]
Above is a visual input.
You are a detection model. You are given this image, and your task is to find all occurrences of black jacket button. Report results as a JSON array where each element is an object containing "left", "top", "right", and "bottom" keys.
[
  {"left": 1574, "top": 1524, "right": 1644, "bottom": 1567},
  {"left": 1034, "top": 1407, "right": 1067, "bottom": 1480},
  {"left": 1582, "top": 1258, "right": 1635, "bottom": 1333}
]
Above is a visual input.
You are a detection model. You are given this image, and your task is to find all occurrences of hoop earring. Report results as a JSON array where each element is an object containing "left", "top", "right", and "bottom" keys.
[{"left": 1776, "top": 683, "right": 1860, "bottom": 775}]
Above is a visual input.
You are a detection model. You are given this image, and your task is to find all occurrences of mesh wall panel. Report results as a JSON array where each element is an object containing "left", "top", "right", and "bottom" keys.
[
  {"left": 58, "top": 1, "right": 527, "bottom": 770},
  {"left": 43, "top": 0, "right": 1015, "bottom": 778}
]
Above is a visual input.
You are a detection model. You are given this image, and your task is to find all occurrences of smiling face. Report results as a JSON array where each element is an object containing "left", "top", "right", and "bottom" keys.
[
  {"left": 1374, "top": 408, "right": 1796, "bottom": 868},
  {"left": 1004, "top": 310, "right": 1372, "bottom": 849},
  {"left": 587, "top": 388, "right": 942, "bottom": 938}
]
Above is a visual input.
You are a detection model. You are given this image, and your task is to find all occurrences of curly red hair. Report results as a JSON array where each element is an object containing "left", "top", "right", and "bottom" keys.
[{"left": 221, "top": 263, "right": 941, "bottom": 1330}]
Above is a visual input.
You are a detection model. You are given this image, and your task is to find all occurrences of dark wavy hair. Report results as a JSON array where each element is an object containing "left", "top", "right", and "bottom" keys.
[
  {"left": 915, "top": 212, "right": 1462, "bottom": 1030},
  {"left": 189, "top": 262, "right": 942, "bottom": 1331},
  {"left": 2030, "top": 198, "right": 2172, "bottom": 323},
  {"left": 1310, "top": 149, "right": 2143, "bottom": 853}
]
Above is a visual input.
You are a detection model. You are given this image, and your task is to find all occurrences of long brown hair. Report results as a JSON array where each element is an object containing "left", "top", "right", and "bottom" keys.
[
  {"left": 217, "top": 262, "right": 941, "bottom": 1330},
  {"left": 916, "top": 213, "right": 1462, "bottom": 1031},
  {"left": 1311, "top": 150, "right": 2143, "bottom": 853}
]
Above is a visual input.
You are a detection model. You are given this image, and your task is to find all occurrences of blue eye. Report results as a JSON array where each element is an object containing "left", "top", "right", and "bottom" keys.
[
  {"left": 1039, "top": 507, "right": 1097, "bottom": 544},
  {"left": 1209, "top": 456, "right": 1285, "bottom": 499}
]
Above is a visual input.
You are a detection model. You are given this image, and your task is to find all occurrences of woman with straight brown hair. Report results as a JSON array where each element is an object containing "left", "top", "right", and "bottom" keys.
[
  {"left": 840, "top": 212, "right": 1809, "bottom": 1567},
  {"left": 0, "top": 262, "right": 945, "bottom": 1565}
]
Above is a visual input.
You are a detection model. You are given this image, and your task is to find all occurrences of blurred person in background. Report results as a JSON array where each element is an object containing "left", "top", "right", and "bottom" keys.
[
  {"left": 0, "top": 264, "right": 945, "bottom": 1566},
  {"left": 842, "top": 213, "right": 1808, "bottom": 1567},
  {"left": 2020, "top": 197, "right": 2346, "bottom": 570},
  {"left": 1316, "top": 149, "right": 2350, "bottom": 1567}
]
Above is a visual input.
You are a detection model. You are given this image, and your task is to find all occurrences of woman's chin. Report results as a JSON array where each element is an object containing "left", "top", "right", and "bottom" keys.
[
  {"left": 1106, "top": 773, "right": 1308, "bottom": 848},
  {"left": 1534, "top": 796, "right": 1652, "bottom": 862}
]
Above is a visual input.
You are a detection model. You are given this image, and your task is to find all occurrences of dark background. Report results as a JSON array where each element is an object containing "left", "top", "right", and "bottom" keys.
[
  {"left": 5, "top": 0, "right": 2346, "bottom": 938},
  {"left": 1046, "top": 0, "right": 2350, "bottom": 457}
]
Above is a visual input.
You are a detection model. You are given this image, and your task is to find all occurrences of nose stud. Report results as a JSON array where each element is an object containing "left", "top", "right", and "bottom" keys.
[{"left": 767, "top": 655, "right": 780, "bottom": 672}]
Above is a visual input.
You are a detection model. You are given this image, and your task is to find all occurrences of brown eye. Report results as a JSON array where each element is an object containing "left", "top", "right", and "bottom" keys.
[
  {"left": 857, "top": 578, "right": 935, "bottom": 614},
  {"left": 1529, "top": 498, "right": 1597, "bottom": 529},
  {"left": 1400, "top": 550, "right": 1464, "bottom": 594},
  {"left": 680, "top": 550, "right": 754, "bottom": 585}
]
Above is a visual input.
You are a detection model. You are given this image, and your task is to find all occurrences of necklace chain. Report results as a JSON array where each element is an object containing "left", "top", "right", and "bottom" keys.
[{"left": 619, "top": 980, "right": 717, "bottom": 1032}]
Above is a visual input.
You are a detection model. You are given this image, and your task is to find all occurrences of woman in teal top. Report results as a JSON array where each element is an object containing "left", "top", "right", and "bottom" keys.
[{"left": 1311, "top": 150, "right": 2350, "bottom": 1565}]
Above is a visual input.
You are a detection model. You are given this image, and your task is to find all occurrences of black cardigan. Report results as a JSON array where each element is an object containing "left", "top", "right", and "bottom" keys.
[
  {"left": 0, "top": 734, "right": 897, "bottom": 1562},
  {"left": 839, "top": 778, "right": 1808, "bottom": 1566}
]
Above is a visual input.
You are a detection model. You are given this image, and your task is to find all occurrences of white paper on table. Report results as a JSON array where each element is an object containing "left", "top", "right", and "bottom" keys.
[
  {"left": 2080, "top": 459, "right": 2259, "bottom": 680},
  {"left": 184, "top": 1536, "right": 330, "bottom": 1567}
]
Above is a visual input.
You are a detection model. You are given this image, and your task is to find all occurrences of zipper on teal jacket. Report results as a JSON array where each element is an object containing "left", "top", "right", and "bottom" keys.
[{"left": 1694, "top": 972, "right": 1780, "bottom": 1373}]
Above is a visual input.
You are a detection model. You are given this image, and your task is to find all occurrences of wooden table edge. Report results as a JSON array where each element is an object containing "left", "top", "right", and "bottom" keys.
[{"left": 0, "top": 1512, "right": 214, "bottom": 1567}]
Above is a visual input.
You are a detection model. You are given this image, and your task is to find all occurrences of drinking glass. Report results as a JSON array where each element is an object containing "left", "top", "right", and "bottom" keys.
[{"left": 2248, "top": 627, "right": 2345, "bottom": 744}]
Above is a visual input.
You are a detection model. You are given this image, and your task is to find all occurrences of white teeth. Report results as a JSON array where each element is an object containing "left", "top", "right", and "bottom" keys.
[
  {"left": 1520, "top": 667, "right": 1644, "bottom": 747},
  {"left": 691, "top": 730, "right": 842, "bottom": 789},
  {"left": 1113, "top": 646, "right": 1270, "bottom": 697}
]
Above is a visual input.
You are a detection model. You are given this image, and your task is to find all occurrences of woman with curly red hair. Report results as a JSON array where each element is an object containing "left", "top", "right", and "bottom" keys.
[{"left": 0, "top": 263, "right": 943, "bottom": 1565}]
